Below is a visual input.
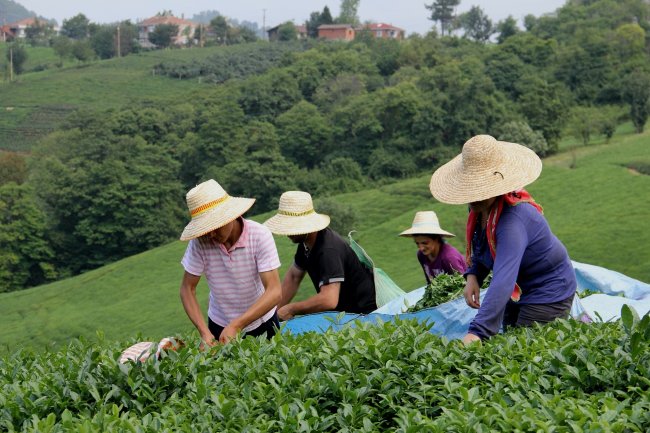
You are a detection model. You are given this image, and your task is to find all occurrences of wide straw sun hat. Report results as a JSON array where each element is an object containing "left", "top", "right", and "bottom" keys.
[
  {"left": 180, "top": 179, "right": 255, "bottom": 241},
  {"left": 399, "top": 211, "right": 455, "bottom": 238},
  {"left": 263, "top": 191, "right": 330, "bottom": 236},
  {"left": 429, "top": 134, "right": 542, "bottom": 205}
]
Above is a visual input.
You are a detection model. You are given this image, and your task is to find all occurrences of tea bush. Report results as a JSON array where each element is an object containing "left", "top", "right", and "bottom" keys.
[{"left": 1, "top": 307, "right": 648, "bottom": 432}]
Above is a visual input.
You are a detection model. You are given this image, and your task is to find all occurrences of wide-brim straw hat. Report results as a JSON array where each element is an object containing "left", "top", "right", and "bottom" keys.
[
  {"left": 180, "top": 179, "right": 255, "bottom": 241},
  {"left": 263, "top": 191, "right": 330, "bottom": 236},
  {"left": 430, "top": 134, "right": 542, "bottom": 204},
  {"left": 399, "top": 211, "right": 455, "bottom": 237}
]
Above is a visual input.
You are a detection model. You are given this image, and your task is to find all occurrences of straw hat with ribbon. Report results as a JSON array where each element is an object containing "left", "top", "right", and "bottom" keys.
[
  {"left": 263, "top": 191, "right": 330, "bottom": 236},
  {"left": 399, "top": 211, "right": 455, "bottom": 238},
  {"left": 180, "top": 179, "right": 255, "bottom": 241},
  {"left": 429, "top": 135, "right": 542, "bottom": 205}
]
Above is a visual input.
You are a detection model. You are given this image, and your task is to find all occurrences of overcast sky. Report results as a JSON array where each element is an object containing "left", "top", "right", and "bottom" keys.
[{"left": 16, "top": 0, "right": 568, "bottom": 35}]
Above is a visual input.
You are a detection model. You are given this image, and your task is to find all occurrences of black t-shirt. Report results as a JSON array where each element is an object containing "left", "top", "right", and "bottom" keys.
[{"left": 294, "top": 228, "right": 377, "bottom": 314}]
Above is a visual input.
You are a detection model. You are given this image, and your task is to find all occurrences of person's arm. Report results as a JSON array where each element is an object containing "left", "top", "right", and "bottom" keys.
[
  {"left": 278, "top": 282, "right": 340, "bottom": 320},
  {"left": 219, "top": 268, "right": 282, "bottom": 343},
  {"left": 179, "top": 271, "right": 216, "bottom": 347},
  {"left": 279, "top": 264, "right": 306, "bottom": 309},
  {"left": 466, "top": 215, "right": 528, "bottom": 340}
]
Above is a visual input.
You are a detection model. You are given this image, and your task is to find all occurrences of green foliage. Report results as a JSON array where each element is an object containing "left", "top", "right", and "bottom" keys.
[
  {"left": 71, "top": 39, "right": 95, "bottom": 62},
  {"left": 622, "top": 68, "right": 650, "bottom": 133},
  {"left": 5, "top": 42, "right": 27, "bottom": 75},
  {"left": 496, "top": 16, "right": 519, "bottom": 44},
  {"left": 0, "top": 182, "right": 56, "bottom": 292},
  {"left": 0, "top": 152, "right": 27, "bottom": 185},
  {"left": 307, "top": 6, "right": 334, "bottom": 38},
  {"left": 149, "top": 24, "right": 179, "bottom": 49},
  {"left": 276, "top": 100, "right": 332, "bottom": 168},
  {"left": 426, "top": 0, "right": 461, "bottom": 35},
  {"left": 337, "top": 0, "right": 360, "bottom": 25},
  {"left": 61, "top": 13, "right": 90, "bottom": 40},
  {"left": 0, "top": 315, "right": 648, "bottom": 430},
  {"left": 314, "top": 198, "right": 359, "bottom": 235},
  {"left": 498, "top": 121, "right": 549, "bottom": 156},
  {"left": 24, "top": 19, "right": 55, "bottom": 47},
  {"left": 408, "top": 273, "right": 491, "bottom": 312},
  {"left": 277, "top": 22, "right": 298, "bottom": 41},
  {"left": 29, "top": 129, "right": 185, "bottom": 274},
  {"left": 457, "top": 5, "right": 494, "bottom": 42}
]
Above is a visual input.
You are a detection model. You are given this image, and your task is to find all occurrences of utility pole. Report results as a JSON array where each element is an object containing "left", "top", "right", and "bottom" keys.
[
  {"left": 262, "top": 9, "right": 266, "bottom": 40},
  {"left": 116, "top": 25, "right": 121, "bottom": 57}
]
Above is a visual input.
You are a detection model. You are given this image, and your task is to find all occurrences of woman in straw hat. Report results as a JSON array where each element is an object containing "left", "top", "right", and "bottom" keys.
[
  {"left": 430, "top": 135, "right": 576, "bottom": 344},
  {"left": 179, "top": 179, "right": 282, "bottom": 346},
  {"left": 263, "top": 191, "right": 377, "bottom": 320},
  {"left": 399, "top": 211, "right": 466, "bottom": 284}
]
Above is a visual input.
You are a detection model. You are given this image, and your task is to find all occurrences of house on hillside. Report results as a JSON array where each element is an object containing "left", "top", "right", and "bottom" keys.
[
  {"left": 267, "top": 23, "right": 307, "bottom": 41},
  {"left": 1, "top": 25, "right": 14, "bottom": 41},
  {"left": 361, "top": 23, "right": 405, "bottom": 40},
  {"left": 138, "top": 12, "right": 198, "bottom": 48},
  {"left": 317, "top": 24, "right": 355, "bottom": 41},
  {"left": 5, "top": 17, "right": 58, "bottom": 39}
]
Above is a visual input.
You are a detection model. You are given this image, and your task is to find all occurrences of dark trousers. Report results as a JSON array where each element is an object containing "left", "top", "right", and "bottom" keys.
[
  {"left": 208, "top": 312, "right": 279, "bottom": 340},
  {"left": 503, "top": 294, "right": 575, "bottom": 331}
]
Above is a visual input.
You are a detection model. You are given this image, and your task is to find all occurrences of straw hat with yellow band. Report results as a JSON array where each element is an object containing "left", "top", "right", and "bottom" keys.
[
  {"left": 429, "top": 134, "right": 542, "bottom": 205},
  {"left": 180, "top": 179, "right": 255, "bottom": 241},
  {"left": 263, "top": 191, "right": 330, "bottom": 236}
]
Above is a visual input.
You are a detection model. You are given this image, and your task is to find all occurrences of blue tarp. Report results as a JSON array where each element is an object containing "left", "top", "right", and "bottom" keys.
[{"left": 281, "top": 261, "right": 650, "bottom": 339}]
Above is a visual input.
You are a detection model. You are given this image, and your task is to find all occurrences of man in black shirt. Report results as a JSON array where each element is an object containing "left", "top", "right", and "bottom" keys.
[{"left": 264, "top": 191, "right": 377, "bottom": 320}]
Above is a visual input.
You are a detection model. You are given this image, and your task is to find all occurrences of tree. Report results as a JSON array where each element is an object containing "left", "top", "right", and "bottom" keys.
[
  {"left": 71, "top": 40, "right": 95, "bottom": 62},
  {"left": 0, "top": 152, "right": 27, "bottom": 185},
  {"left": 622, "top": 69, "right": 650, "bottom": 133},
  {"left": 6, "top": 43, "right": 27, "bottom": 75},
  {"left": 337, "top": 0, "right": 360, "bottom": 25},
  {"left": 29, "top": 129, "right": 185, "bottom": 275},
  {"left": 498, "top": 121, "right": 549, "bottom": 156},
  {"left": 0, "top": 183, "right": 56, "bottom": 292},
  {"left": 496, "top": 15, "right": 519, "bottom": 44},
  {"left": 517, "top": 77, "right": 569, "bottom": 151},
  {"left": 457, "top": 5, "right": 494, "bottom": 42},
  {"left": 149, "top": 24, "right": 179, "bottom": 48},
  {"left": 24, "top": 18, "right": 55, "bottom": 46},
  {"left": 52, "top": 36, "right": 73, "bottom": 62},
  {"left": 425, "top": 0, "right": 460, "bottom": 36},
  {"left": 210, "top": 16, "right": 229, "bottom": 45},
  {"left": 90, "top": 25, "right": 117, "bottom": 59},
  {"left": 61, "top": 13, "right": 90, "bottom": 39},
  {"left": 277, "top": 22, "right": 297, "bottom": 41},
  {"left": 276, "top": 100, "right": 332, "bottom": 168},
  {"left": 306, "top": 6, "right": 334, "bottom": 38}
]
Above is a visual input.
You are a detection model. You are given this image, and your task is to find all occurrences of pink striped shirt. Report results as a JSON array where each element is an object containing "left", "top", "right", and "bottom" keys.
[{"left": 181, "top": 218, "right": 281, "bottom": 332}]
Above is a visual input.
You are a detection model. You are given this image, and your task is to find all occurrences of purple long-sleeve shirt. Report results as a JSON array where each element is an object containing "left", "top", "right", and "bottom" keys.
[{"left": 465, "top": 202, "right": 576, "bottom": 339}]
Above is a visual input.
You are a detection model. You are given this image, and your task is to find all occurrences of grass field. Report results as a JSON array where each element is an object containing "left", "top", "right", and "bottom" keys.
[
  {"left": 1, "top": 129, "right": 648, "bottom": 353},
  {"left": 0, "top": 43, "right": 225, "bottom": 151}
]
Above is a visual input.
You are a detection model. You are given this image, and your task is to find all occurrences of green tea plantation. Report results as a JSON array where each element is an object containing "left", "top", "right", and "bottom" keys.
[{"left": 1, "top": 306, "right": 648, "bottom": 432}]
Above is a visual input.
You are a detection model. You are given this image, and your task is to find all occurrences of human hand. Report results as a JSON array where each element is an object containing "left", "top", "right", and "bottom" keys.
[
  {"left": 463, "top": 279, "right": 481, "bottom": 309},
  {"left": 277, "top": 305, "right": 294, "bottom": 321},
  {"left": 199, "top": 332, "right": 217, "bottom": 351},
  {"left": 462, "top": 333, "right": 481, "bottom": 345},
  {"left": 219, "top": 324, "right": 241, "bottom": 344}
]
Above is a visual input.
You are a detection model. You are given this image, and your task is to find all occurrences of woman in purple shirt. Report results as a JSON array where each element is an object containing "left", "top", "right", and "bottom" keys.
[
  {"left": 399, "top": 211, "right": 466, "bottom": 284},
  {"left": 429, "top": 135, "right": 576, "bottom": 343}
]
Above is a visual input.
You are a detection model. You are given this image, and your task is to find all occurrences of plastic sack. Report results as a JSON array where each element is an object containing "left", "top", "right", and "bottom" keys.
[{"left": 348, "top": 232, "right": 406, "bottom": 308}]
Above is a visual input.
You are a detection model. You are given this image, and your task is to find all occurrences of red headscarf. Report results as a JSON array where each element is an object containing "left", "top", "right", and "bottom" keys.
[{"left": 465, "top": 190, "right": 543, "bottom": 302}]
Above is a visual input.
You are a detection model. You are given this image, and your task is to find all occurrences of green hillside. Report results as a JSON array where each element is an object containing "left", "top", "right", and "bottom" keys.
[
  {"left": 0, "top": 44, "right": 217, "bottom": 151},
  {"left": 1, "top": 130, "right": 649, "bottom": 353}
]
